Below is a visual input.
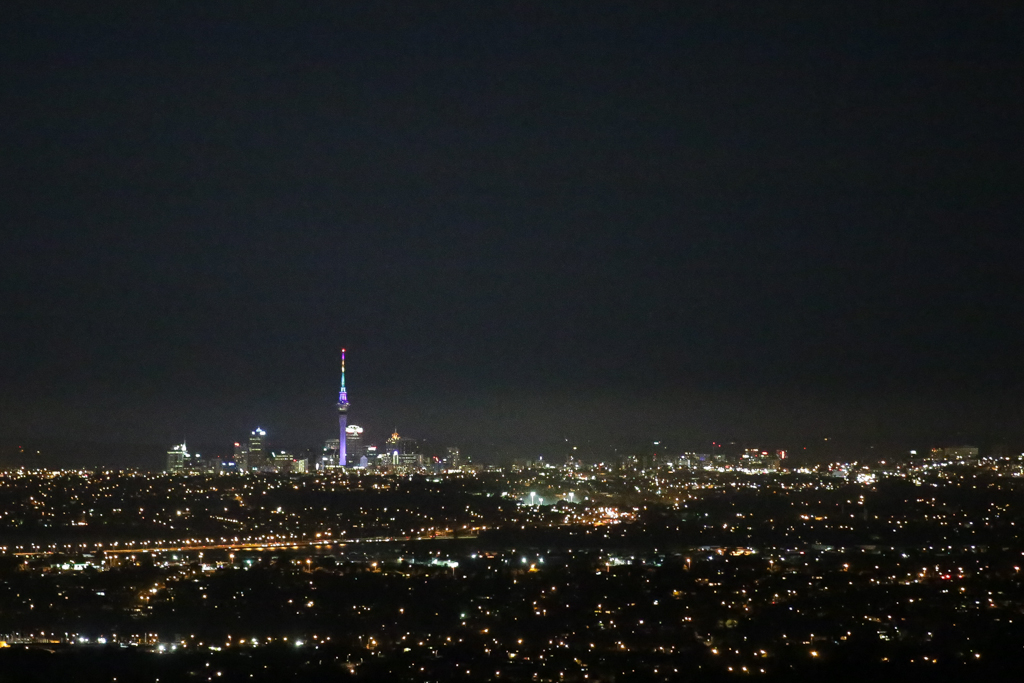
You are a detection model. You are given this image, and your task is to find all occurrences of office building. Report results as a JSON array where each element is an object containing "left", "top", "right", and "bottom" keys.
[
  {"left": 166, "top": 443, "right": 189, "bottom": 473},
  {"left": 321, "top": 439, "right": 340, "bottom": 470},
  {"left": 446, "top": 447, "right": 461, "bottom": 469},
  {"left": 233, "top": 441, "right": 250, "bottom": 472},
  {"left": 346, "top": 425, "right": 365, "bottom": 464},
  {"left": 249, "top": 428, "right": 268, "bottom": 471}
]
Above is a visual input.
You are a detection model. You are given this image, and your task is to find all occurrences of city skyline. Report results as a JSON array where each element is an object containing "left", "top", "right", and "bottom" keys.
[{"left": 1, "top": 333, "right": 1021, "bottom": 471}]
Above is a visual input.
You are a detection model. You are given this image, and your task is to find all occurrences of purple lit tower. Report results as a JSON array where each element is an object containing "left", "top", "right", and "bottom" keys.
[{"left": 338, "top": 348, "right": 350, "bottom": 467}]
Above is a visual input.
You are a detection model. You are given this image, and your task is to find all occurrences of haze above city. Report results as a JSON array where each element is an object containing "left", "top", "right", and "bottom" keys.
[{"left": 2, "top": 3, "right": 1022, "bottom": 465}]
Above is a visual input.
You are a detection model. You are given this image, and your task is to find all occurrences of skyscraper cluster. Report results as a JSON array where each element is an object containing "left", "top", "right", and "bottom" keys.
[{"left": 165, "top": 350, "right": 466, "bottom": 474}]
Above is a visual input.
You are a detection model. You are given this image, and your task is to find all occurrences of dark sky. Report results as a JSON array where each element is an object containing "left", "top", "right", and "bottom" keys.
[{"left": 2, "top": 2, "right": 1022, "bottom": 458}]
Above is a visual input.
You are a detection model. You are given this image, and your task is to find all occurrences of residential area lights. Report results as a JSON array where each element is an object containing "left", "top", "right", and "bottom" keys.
[{"left": 0, "top": 451, "right": 1021, "bottom": 678}]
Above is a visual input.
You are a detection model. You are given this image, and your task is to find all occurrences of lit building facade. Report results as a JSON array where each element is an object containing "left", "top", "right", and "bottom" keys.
[
  {"left": 346, "top": 425, "right": 365, "bottom": 465},
  {"left": 321, "top": 439, "right": 340, "bottom": 470},
  {"left": 249, "top": 428, "right": 267, "bottom": 471},
  {"left": 166, "top": 443, "right": 189, "bottom": 473},
  {"left": 233, "top": 441, "right": 250, "bottom": 472},
  {"left": 446, "top": 446, "right": 461, "bottom": 469}
]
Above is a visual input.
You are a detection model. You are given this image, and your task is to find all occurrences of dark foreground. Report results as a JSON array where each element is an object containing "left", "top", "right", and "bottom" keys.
[{"left": 0, "top": 645, "right": 1020, "bottom": 683}]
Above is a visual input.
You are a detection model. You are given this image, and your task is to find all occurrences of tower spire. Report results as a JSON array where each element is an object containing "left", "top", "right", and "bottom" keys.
[{"left": 339, "top": 348, "right": 348, "bottom": 403}]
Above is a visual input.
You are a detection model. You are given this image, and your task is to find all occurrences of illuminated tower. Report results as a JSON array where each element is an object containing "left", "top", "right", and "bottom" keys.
[{"left": 338, "top": 348, "right": 350, "bottom": 467}]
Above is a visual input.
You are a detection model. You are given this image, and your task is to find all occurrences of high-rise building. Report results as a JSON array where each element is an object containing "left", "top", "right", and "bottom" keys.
[
  {"left": 233, "top": 441, "right": 250, "bottom": 472},
  {"left": 386, "top": 430, "right": 402, "bottom": 467},
  {"left": 385, "top": 430, "right": 420, "bottom": 470},
  {"left": 321, "top": 439, "right": 340, "bottom": 470},
  {"left": 346, "top": 425, "right": 365, "bottom": 464},
  {"left": 365, "top": 445, "right": 383, "bottom": 469},
  {"left": 446, "top": 447, "right": 461, "bottom": 469},
  {"left": 928, "top": 446, "right": 979, "bottom": 465},
  {"left": 249, "top": 428, "right": 267, "bottom": 471},
  {"left": 338, "top": 349, "right": 350, "bottom": 467},
  {"left": 270, "top": 451, "right": 302, "bottom": 473},
  {"left": 166, "top": 442, "right": 189, "bottom": 473}
]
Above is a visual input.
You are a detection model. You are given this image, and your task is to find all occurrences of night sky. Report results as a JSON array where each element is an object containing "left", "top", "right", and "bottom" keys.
[{"left": 2, "top": 3, "right": 1022, "bottom": 460}]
